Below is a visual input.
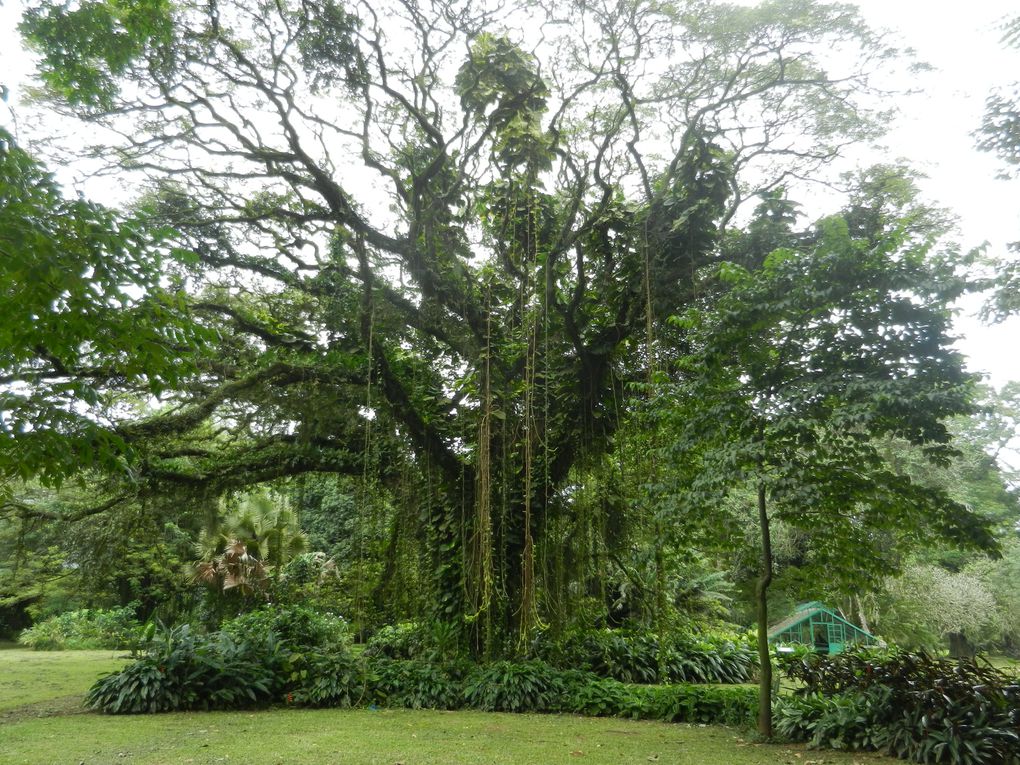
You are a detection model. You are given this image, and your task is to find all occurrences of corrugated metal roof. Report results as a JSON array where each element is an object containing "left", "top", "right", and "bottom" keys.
[{"left": 767, "top": 611, "right": 814, "bottom": 638}]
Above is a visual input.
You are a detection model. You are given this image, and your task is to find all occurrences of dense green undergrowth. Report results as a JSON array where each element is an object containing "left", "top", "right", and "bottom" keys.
[
  {"left": 86, "top": 610, "right": 759, "bottom": 725},
  {"left": 365, "top": 620, "right": 758, "bottom": 684},
  {"left": 775, "top": 649, "right": 1020, "bottom": 765},
  {"left": 17, "top": 605, "right": 143, "bottom": 650},
  {"left": 0, "top": 646, "right": 903, "bottom": 765},
  {"left": 88, "top": 632, "right": 758, "bottom": 724}
]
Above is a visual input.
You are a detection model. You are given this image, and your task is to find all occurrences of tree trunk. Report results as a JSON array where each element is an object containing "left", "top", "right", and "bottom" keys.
[
  {"left": 756, "top": 482, "right": 774, "bottom": 739},
  {"left": 854, "top": 594, "right": 871, "bottom": 635},
  {"left": 948, "top": 632, "right": 976, "bottom": 659}
]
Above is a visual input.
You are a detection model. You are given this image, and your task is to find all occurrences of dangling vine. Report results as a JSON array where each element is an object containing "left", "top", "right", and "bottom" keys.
[
  {"left": 469, "top": 280, "right": 496, "bottom": 656},
  {"left": 354, "top": 231, "right": 376, "bottom": 634}
]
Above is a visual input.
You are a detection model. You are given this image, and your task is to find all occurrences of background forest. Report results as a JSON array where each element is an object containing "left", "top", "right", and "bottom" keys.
[{"left": 2, "top": 0, "right": 1020, "bottom": 748}]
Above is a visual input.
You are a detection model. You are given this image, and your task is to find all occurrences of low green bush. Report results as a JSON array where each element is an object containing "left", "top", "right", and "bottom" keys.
[
  {"left": 464, "top": 660, "right": 566, "bottom": 712},
  {"left": 663, "top": 632, "right": 757, "bottom": 684},
  {"left": 564, "top": 676, "right": 757, "bottom": 724},
  {"left": 221, "top": 605, "right": 349, "bottom": 650},
  {"left": 530, "top": 628, "right": 756, "bottom": 685},
  {"left": 86, "top": 624, "right": 758, "bottom": 727},
  {"left": 363, "top": 620, "right": 463, "bottom": 662},
  {"left": 291, "top": 650, "right": 369, "bottom": 707},
  {"left": 19, "top": 605, "right": 142, "bottom": 650},
  {"left": 87, "top": 624, "right": 291, "bottom": 713},
  {"left": 370, "top": 658, "right": 467, "bottom": 709},
  {"left": 564, "top": 676, "right": 637, "bottom": 717},
  {"left": 649, "top": 684, "right": 758, "bottom": 726},
  {"left": 775, "top": 687, "right": 893, "bottom": 752},
  {"left": 778, "top": 649, "right": 1020, "bottom": 765},
  {"left": 364, "top": 622, "right": 425, "bottom": 660}
]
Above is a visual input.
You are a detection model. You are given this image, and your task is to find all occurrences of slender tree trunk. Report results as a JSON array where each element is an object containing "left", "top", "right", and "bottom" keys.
[
  {"left": 854, "top": 594, "right": 871, "bottom": 635},
  {"left": 756, "top": 482, "right": 774, "bottom": 739},
  {"left": 654, "top": 517, "right": 668, "bottom": 672}
]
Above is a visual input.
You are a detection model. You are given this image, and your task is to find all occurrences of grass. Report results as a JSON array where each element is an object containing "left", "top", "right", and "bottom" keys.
[
  {"left": 987, "top": 654, "right": 1020, "bottom": 676},
  {"left": 0, "top": 649, "right": 903, "bottom": 765},
  {"left": 0, "top": 648, "right": 128, "bottom": 713}
]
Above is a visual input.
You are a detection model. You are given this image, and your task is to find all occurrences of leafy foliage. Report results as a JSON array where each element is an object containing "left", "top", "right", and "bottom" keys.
[
  {"left": 87, "top": 622, "right": 759, "bottom": 726},
  {"left": 18, "top": 605, "right": 142, "bottom": 650},
  {"left": 363, "top": 620, "right": 463, "bottom": 663},
  {"left": 220, "top": 604, "right": 348, "bottom": 651},
  {"left": 778, "top": 649, "right": 1020, "bottom": 764},
  {"left": 565, "top": 678, "right": 757, "bottom": 726},
  {"left": 978, "top": 15, "right": 1020, "bottom": 174},
  {"left": 87, "top": 624, "right": 290, "bottom": 713},
  {"left": 463, "top": 660, "right": 566, "bottom": 712},
  {"left": 565, "top": 676, "right": 638, "bottom": 717},
  {"left": 976, "top": 14, "right": 1020, "bottom": 318},
  {"left": 290, "top": 650, "right": 368, "bottom": 708},
  {"left": 370, "top": 658, "right": 465, "bottom": 710},
  {"left": 775, "top": 687, "right": 893, "bottom": 751},
  {"left": 0, "top": 128, "right": 203, "bottom": 489},
  {"left": 658, "top": 177, "right": 995, "bottom": 735},
  {"left": 531, "top": 628, "right": 756, "bottom": 685},
  {"left": 667, "top": 212, "right": 989, "bottom": 570},
  {"left": 364, "top": 622, "right": 429, "bottom": 660},
  {"left": 877, "top": 564, "right": 1001, "bottom": 650},
  {"left": 21, "top": 0, "right": 175, "bottom": 112}
]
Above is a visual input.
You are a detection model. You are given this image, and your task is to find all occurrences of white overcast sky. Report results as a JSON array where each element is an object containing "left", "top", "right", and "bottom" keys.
[
  {"left": 1, "top": 0, "right": 1018, "bottom": 388},
  {"left": 844, "top": 0, "right": 1020, "bottom": 393}
]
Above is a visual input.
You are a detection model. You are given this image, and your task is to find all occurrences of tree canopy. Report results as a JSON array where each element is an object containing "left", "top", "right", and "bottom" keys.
[
  {"left": 652, "top": 170, "right": 994, "bottom": 734},
  {"left": 0, "top": 127, "right": 203, "bottom": 491},
  {"left": 978, "top": 13, "right": 1020, "bottom": 318},
  {"left": 5, "top": 0, "right": 997, "bottom": 660}
]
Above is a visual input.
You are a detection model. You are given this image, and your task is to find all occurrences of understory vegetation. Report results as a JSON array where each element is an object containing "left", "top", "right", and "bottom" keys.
[
  {"left": 775, "top": 649, "right": 1020, "bottom": 765},
  {"left": 0, "top": 648, "right": 903, "bottom": 765},
  {"left": 85, "top": 607, "right": 758, "bottom": 725},
  {"left": 17, "top": 605, "right": 142, "bottom": 651}
]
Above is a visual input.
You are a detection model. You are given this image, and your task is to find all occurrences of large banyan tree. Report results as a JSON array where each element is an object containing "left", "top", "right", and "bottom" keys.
[{"left": 13, "top": 0, "right": 904, "bottom": 650}]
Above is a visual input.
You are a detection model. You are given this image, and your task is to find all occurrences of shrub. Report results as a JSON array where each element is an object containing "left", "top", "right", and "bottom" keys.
[
  {"left": 530, "top": 628, "right": 756, "bottom": 685},
  {"left": 85, "top": 621, "right": 760, "bottom": 727},
  {"left": 464, "top": 660, "right": 566, "bottom": 712},
  {"left": 364, "top": 622, "right": 425, "bottom": 660},
  {"left": 661, "top": 633, "right": 756, "bottom": 684},
  {"left": 651, "top": 684, "right": 758, "bottom": 726},
  {"left": 530, "top": 629, "right": 656, "bottom": 682},
  {"left": 563, "top": 676, "right": 635, "bottom": 717},
  {"left": 779, "top": 649, "right": 1020, "bottom": 765},
  {"left": 221, "top": 604, "right": 348, "bottom": 650},
  {"left": 562, "top": 676, "right": 757, "bottom": 725},
  {"left": 291, "top": 649, "right": 369, "bottom": 707},
  {"left": 88, "top": 624, "right": 290, "bottom": 713},
  {"left": 775, "top": 688, "right": 893, "bottom": 751},
  {"left": 86, "top": 661, "right": 180, "bottom": 714},
  {"left": 370, "top": 658, "right": 466, "bottom": 709},
  {"left": 19, "top": 605, "right": 142, "bottom": 650},
  {"left": 363, "top": 620, "right": 463, "bottom": 662}
]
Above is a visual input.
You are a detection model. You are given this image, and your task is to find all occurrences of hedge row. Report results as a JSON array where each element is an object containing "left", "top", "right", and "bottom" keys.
[
  {"left": 87, "top": 624, "right": 757, "bottom": 725},
  {"left": 365, "top": 623, "right": 757, "bottom": 685}
]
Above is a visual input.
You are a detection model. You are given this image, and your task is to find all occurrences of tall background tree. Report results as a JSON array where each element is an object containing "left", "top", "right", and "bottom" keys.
[
  {"left": 978, "top": 13, "right": 1020, "bottom": 317},
  {"left": 646, "top": 166, "right": 998, "bottom": 735}
]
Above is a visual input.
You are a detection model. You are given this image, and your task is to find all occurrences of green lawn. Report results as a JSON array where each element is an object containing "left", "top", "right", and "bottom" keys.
[
  {"left": 987, "top": 654, "right": 1020, "bottom": 676},
  {"left": 0, "top": 648, "right": 128, "bottom": 713},
  {"left": 0, "top": 649, "right": 903, "bottom": 765}
]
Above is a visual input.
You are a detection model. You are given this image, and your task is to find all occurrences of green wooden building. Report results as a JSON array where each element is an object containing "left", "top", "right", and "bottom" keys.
[{"left": 767, "top": 601, "right": 880, "bottom": 655}]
